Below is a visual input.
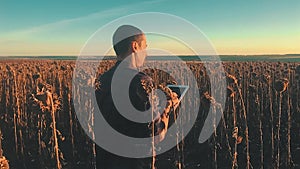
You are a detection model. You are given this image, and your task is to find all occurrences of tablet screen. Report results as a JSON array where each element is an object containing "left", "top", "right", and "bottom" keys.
[{"left": 166, "top": 85, "right": 189, "bottom": 102}]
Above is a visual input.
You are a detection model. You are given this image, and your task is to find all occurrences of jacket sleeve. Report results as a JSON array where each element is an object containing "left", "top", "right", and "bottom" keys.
[{"left": 137, "top": 75, "right": 171, "bottom": 143}]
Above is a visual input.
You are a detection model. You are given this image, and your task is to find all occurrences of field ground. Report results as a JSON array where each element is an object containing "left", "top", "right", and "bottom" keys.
[{"left": 0, "top": 60, "right": 299, "bottom": 169}]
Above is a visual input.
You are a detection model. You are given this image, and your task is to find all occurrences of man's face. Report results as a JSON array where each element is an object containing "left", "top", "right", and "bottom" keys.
[{"left": 135, "top": 34, "right": 147, "bottom": 67}]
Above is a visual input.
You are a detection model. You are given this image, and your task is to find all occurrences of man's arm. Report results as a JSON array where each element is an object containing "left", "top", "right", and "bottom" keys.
[
  {"left": 138, "top": 75, "right": 179, "bottom": 143},
  {"left": 152, "top": 92, "right": 178, "bottom": 143}
]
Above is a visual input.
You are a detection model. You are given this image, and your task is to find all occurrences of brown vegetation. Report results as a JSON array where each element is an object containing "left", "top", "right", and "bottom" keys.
[{"left": 0, "top": 60, "right": 299, "bottom": 169}]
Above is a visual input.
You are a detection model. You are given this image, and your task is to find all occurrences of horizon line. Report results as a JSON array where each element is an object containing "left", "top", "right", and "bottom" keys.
[{"left": 1, "top": 53, "right": 300, "bottom": 57}]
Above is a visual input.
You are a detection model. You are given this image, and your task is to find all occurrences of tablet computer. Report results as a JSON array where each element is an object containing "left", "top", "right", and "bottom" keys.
[{"left": 167, "top": 85, "right": 189, "bottom": 102}]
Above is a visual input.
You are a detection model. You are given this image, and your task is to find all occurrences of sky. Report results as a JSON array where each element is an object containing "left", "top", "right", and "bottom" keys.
[{"left": 0, "top": 0, "right": 299, "bottom": 56}]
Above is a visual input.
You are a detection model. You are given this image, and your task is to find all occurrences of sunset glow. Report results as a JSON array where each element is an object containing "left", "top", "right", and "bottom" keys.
[{"left": 0, "top": 0, "right": 299, "bottom": 56}]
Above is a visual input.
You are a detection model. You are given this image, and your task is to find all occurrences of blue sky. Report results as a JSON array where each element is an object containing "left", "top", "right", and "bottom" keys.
[{"left": 0, "top": 0, "right": 299, "bottom": 56}]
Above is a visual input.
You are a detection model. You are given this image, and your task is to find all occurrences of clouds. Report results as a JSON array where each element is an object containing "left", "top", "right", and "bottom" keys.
[
  {"left": 2, "top": 0, "right": 164, "bottom": 36},
  {"left": 0, "top": 0, "right": 166, "bottom": 56}
]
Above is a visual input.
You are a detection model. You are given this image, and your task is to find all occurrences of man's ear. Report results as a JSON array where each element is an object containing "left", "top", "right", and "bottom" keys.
[{"left": 131, "top": 41, "right": 139, "bottom": 53}]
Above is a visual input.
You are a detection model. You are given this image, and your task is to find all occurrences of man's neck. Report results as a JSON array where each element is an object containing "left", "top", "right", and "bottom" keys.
[{"left": 117, "top": 54, "right": 138, "bottom": 70}]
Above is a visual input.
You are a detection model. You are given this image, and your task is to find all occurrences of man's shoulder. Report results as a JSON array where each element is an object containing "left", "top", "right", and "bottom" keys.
[
  {"left": 134, "top": 72, "right": 154, "bottom": 94},
  {"left": 136, "top": 71, "right": 151, "bottom": 80},
  {"left": 95, "top": 67, "right": 116, "bottom": 91},
  {"left": 133, "top": 72, "right": 152, "bottom": 84}
]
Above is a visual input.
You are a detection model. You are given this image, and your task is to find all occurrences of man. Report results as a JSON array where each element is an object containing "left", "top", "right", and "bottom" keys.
[{"left": 95, "top": 25, "right": 179, "bottom": 169}]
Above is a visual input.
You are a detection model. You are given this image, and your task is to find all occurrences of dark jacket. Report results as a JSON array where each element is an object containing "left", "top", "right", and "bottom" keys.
[{"left": 95, "top": 61, "right": 157, "bottom": 169}]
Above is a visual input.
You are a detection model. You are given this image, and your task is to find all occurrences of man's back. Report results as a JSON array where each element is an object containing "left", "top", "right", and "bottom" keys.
[{"left": 95, "top": 61, "right": 153, "bottom": 169}]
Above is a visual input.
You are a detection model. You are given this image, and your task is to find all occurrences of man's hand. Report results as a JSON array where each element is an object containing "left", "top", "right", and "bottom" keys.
[
  {"left": 164, "top": 92, "right": 179, "bottom": 115},
  {"left": 155, "top": 91, "right": 179, "bottom": 143},
  {"left": 0, "top": 156, "right": 9, "bottom": 169}
]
